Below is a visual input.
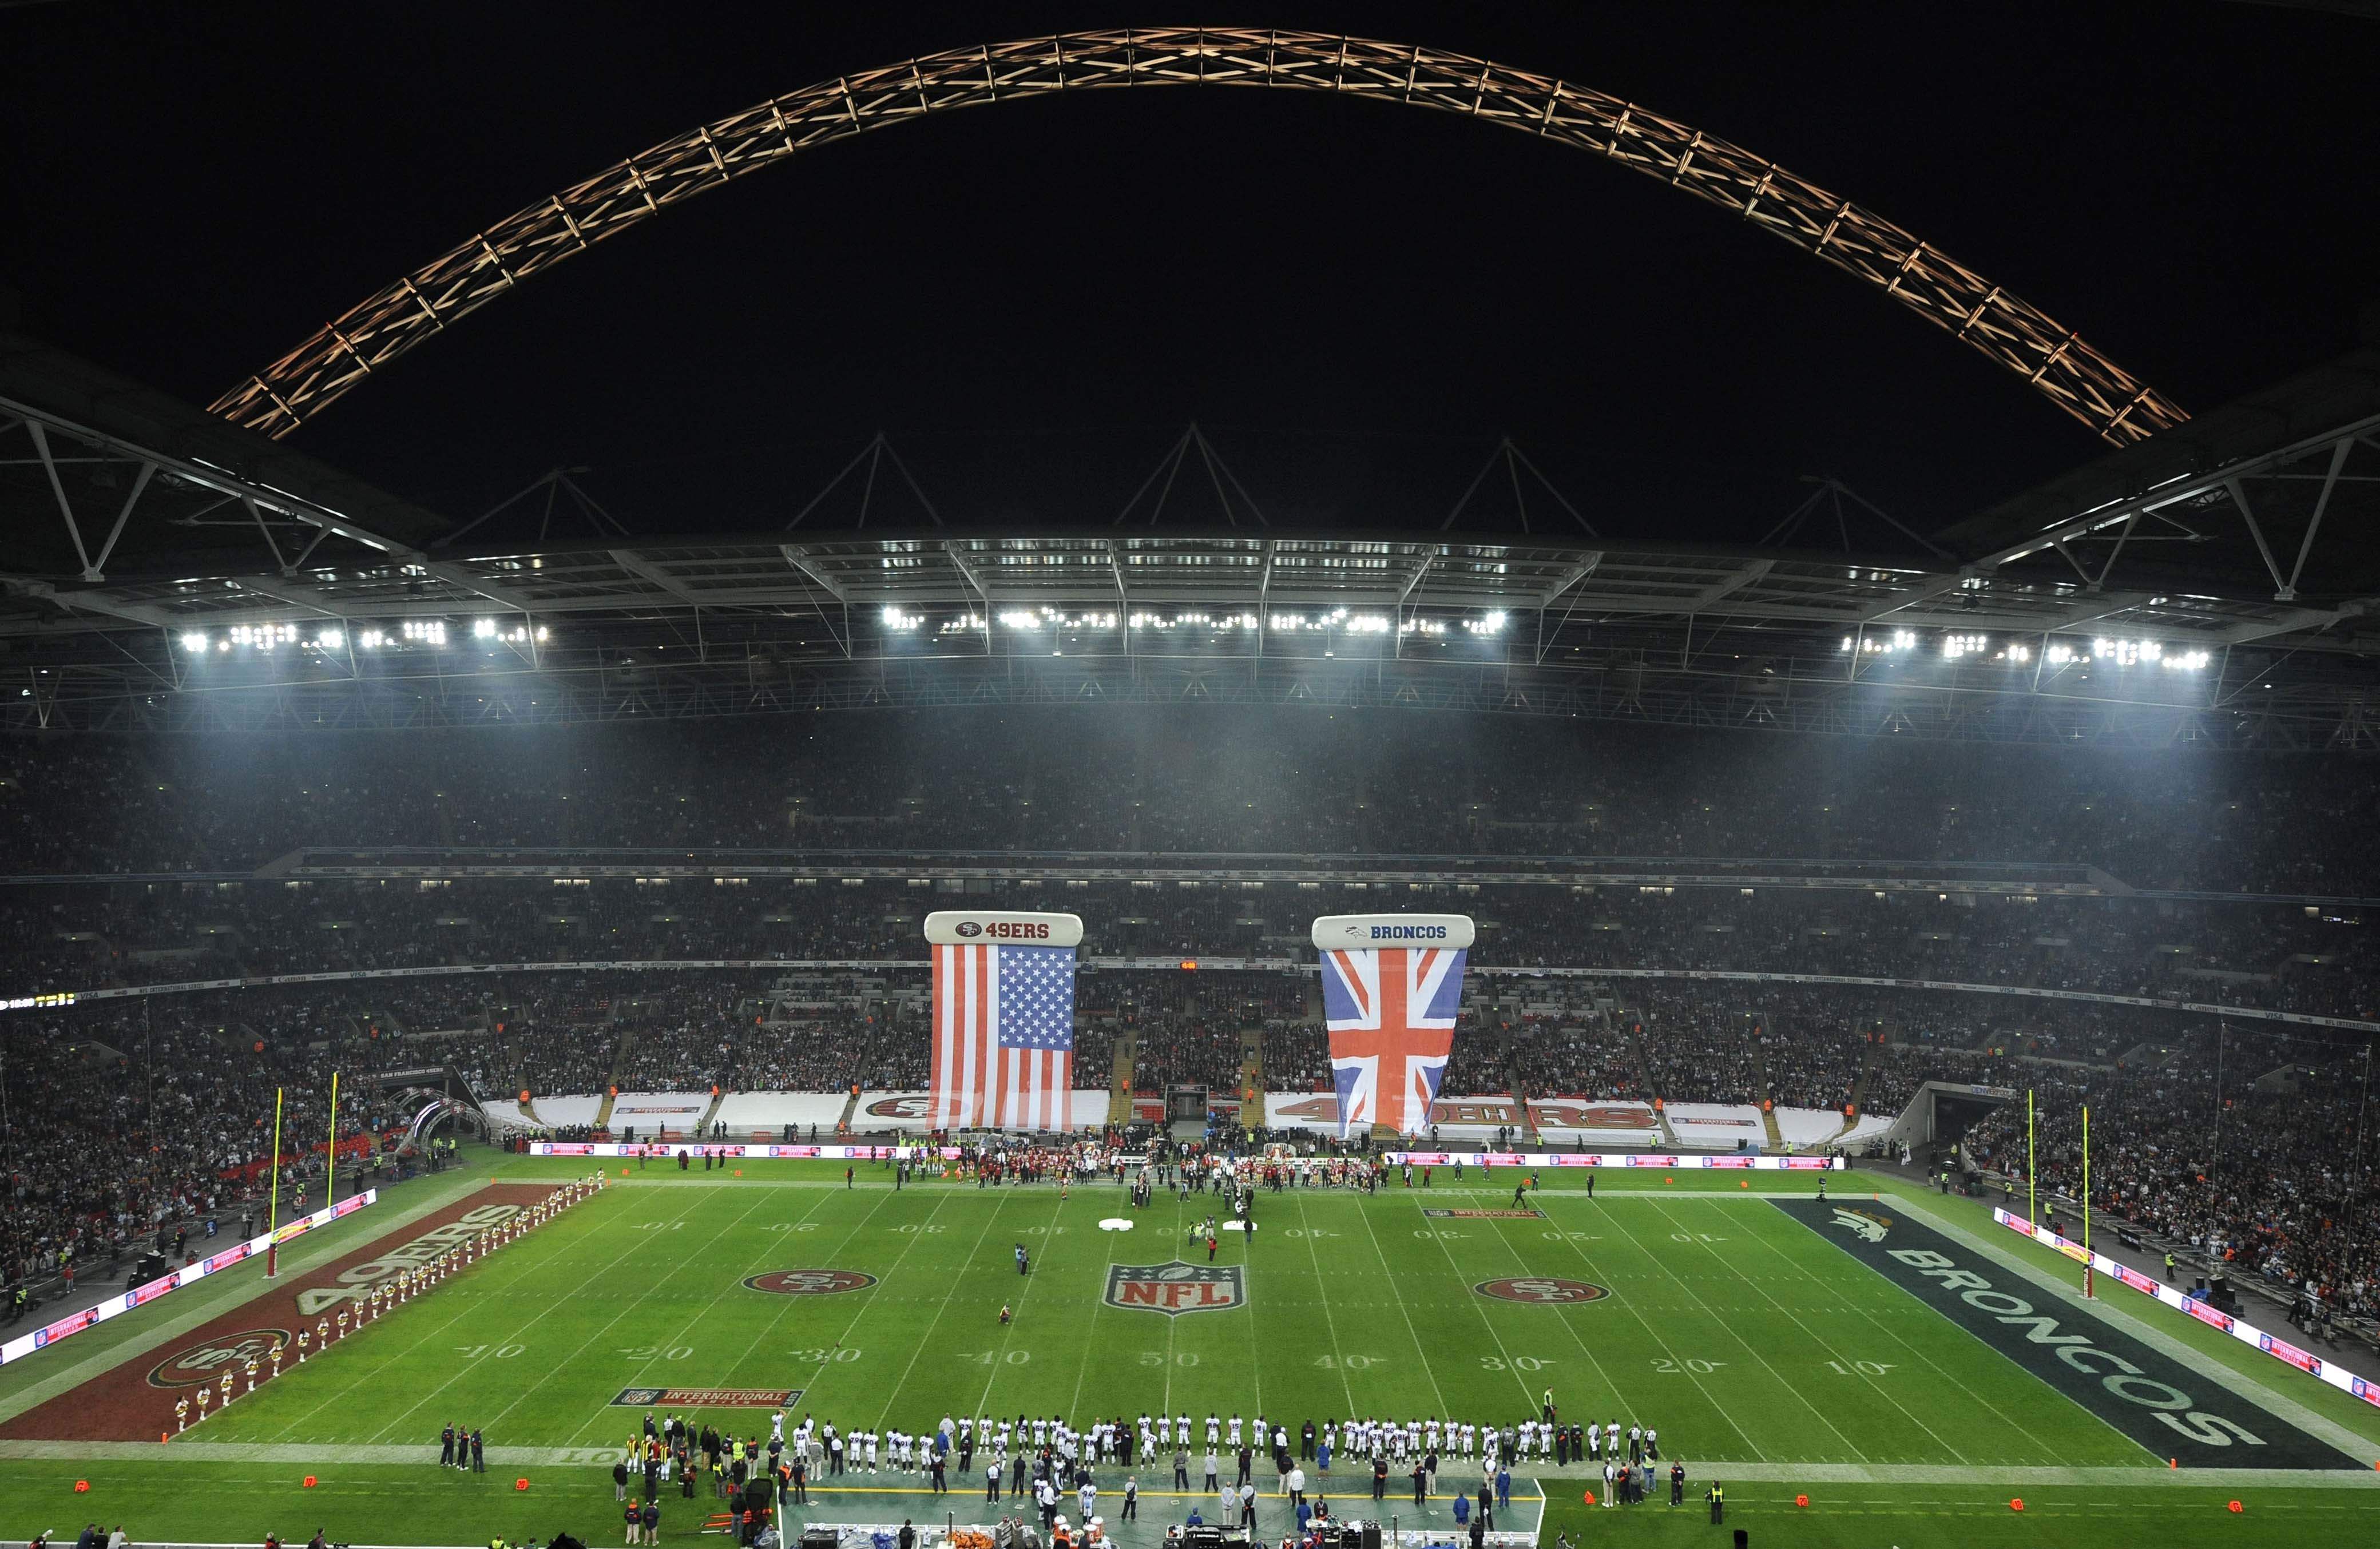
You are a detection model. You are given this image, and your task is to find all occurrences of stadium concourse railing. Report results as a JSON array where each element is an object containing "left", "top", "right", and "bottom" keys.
[
  {"left": 9, "top": 958, "right": 2378, "bottom": 1034},
  {"left": 0, "top": 1191, "right": 375, "bottom": 1369}
]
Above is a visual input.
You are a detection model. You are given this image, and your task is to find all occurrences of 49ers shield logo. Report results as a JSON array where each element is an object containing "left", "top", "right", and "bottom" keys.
[
  {"left": 743, "top": 1270, "right": 877, "bottom": 1296},
  {"left": 1105, "top": 1261, "right": 1244, "bottom": 1317},
  {"left": 1475, "top": 1277, "right": 1609, "bottom": 1305},
  {"left": 148, "top": 1327, "right": 292, "bottom": 1388}
]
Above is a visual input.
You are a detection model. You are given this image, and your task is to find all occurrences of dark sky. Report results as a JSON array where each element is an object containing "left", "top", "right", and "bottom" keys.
[{"left": 4, "top": 2, "right": 2375, "bottom": 547}]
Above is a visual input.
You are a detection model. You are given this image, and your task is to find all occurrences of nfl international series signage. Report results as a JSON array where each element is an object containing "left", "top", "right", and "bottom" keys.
[
  {"left": 612, "top": 1387, "right": 800, "bottom": 1408},
  {"left": 1312, "top": 914, "right": 1474, "bottom": 1138},
  {"left": 925, "top": 911, "right": 1082, "bottom": 1131}
]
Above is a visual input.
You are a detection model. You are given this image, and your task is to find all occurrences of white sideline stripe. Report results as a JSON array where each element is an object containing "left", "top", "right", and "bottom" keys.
[{"left": 0, "top": 1444, "right": 2375, "bottom": 1491}]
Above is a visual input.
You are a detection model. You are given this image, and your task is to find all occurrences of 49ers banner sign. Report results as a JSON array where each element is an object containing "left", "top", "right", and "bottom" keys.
[
  {"left": 925, "top": 911, "right": 1082, "bottom": 1131},
  {"left": 1312, "top": 915, "right": 1474, "bottom": 1139}
]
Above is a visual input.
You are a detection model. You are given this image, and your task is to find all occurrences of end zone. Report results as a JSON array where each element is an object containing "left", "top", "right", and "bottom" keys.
[{"left": 0, "top": 1185, "right": 564, "bottom": 1443}]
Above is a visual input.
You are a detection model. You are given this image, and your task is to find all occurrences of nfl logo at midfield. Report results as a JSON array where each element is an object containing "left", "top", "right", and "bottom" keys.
[
  {"left": 1105, "top": 1262, "right": 1245, "bottom": 1317},
  {"left": 1314, "top": 915, "right": 1474, "bottom": 1139}
]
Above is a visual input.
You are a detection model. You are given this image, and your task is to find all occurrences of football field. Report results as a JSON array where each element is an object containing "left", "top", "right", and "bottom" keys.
[{"left": 6, "top": 1155, "right": 2380, "bottom": 1549}]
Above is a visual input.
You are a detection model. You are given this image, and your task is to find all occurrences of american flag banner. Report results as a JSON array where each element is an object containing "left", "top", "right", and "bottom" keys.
[
  {"left": 928, "top": 939, "right": 1078, "bottom": 1130},
  {"left": 1312, "top": 915, "right": 1475, "bottom": 1140}
]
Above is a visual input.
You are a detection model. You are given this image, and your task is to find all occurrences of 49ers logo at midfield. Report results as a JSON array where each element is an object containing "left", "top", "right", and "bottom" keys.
[
  {"left": 743, "top": 1270, "right": 877, "bottom": 1296},
  {"left": 147, "top": 1327, "right": 292, "bottom": 1388},
  {"left": 1105, "top": 1262, "right": 1244, "bottom": 1317},
  {"left": 1475, "top": 1277, "right": 1609, "bottom": 1305}
]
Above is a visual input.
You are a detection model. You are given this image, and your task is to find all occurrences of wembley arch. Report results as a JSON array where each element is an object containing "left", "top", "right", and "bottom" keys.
[{"left": 211, "top": 28, "right": 2186, "bottom": 446}]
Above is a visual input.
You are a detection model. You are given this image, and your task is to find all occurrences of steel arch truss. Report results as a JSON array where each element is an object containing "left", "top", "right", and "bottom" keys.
[{"left": 208, "top": 29, "right": 2186, "bottom": 446}]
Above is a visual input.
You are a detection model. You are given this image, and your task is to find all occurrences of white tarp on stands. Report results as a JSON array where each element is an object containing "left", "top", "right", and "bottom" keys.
[
  {"left": 713, "top": 1092, "right": 851, "bottom": 1135},
  {"left": 609, "top": 1092, "right": 710, "bottom": 1135},
  {"left": 526, "top": 1094, "right": 604, "bottom": 1129},
  {"left": 1839, "top": 1113, "right": 1897, "bottom": 1149},
  {"left": 1263, "top": 1091, "right": 1508, "bottom": 1141},
  {"left": 1525, "top": 1099, "right": 1663, "bottom": 1147},
  {"left": 1774, "top": 1107, "right": 1850, "bottom": 1150},
  {"left": 1663, "top": 1103, "right": 1767, "bottom": 1149},
  {"left": 481, "top": 1107, "right": 541, "bottom": 1136},
  {"left": 854, "top": 1091, "right": 1110, "bottom": 1131}
]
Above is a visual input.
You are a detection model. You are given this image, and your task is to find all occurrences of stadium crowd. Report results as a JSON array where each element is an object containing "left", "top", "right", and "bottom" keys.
[
  {"left": 7, "top": 716, "right": 2380, "bottom": 894},
  {"left": 3, "top": 722, "right": 2375, "bottom": 1341},
  {"left": 4, "top": 880, "right": 2371, "bottom": 1023}
]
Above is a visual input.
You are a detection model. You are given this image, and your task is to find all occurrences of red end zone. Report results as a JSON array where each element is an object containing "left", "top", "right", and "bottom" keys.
[{"left": 0, "top": 1184, "right": 555, "bottom": 1442}]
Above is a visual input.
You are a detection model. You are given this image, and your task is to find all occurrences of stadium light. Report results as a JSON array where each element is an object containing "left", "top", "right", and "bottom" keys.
[
  {"left": 313, "top": 627, "right": 343, "bottom": 649},
  {"left": 400, "top": 619, "right": 446, "bottom": 645},
  {"left": 473, "top": 618, "right": 498, "bottom": 638},
  {"left": 179, "top": 631, "right": 208, "bottom": 652},
  {"left": 357, "top": 629, "right": 385, "bottom": 649}
]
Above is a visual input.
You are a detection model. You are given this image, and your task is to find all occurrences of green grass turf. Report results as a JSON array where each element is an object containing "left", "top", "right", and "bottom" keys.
[
  {"left": 185, "top": 1163, "right": 2148, "bottom": 1463},
  {"left": 5, "top": 1155, "right": 2377, "bottom": 1549}
]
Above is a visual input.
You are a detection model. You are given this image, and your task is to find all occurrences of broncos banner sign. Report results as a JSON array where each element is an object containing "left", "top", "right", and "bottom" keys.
[{"left": 1312, "top": 914, "right": 1475, "bottom": 1139}]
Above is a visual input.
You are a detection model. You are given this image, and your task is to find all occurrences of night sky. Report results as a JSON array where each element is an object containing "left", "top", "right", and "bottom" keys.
[{"left": 4, "top": 2, "right": 2375, "bottom": 547}]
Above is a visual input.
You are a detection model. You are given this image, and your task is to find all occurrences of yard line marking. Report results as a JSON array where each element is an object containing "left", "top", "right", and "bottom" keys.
[
  {"left": 1730, "top": 1198, "right": 2069, "bottom": 1464},
  {"left": 702, "top": 1179, "right": 907, "bottom": 1425},
  {"left": 1337, "top": 1190, "right": 1453, "bottom": 1415},
  {"left": 252, "top": 1183, "right": 672, "bottom": 1445},
  {"left": 964, "top": 1191, "right": 1068, "bottom": 1421},
  {"left": 461, "top": 1182, "right": 790, "bottom": 1441},
  {"left": 879, "top": 1185, "right": 1013, "bottom": 1431},
  {"left": 1289, "top": 1190, "right": 1358, "bottom": 1417},
  {"left": 1628, "top": 1199, "right": 1961, "bottom": 1465},
  {"left": 1590, "top": 1200, "right": 1870, "bottom": 1462},
  {"left": 553, "top": 1165, "right": 871, "bottom": 1447},
  {"left": 1395, "top": 1195, "right": 1557, "bottom": 1413},
  {"left": 1643, "top": 1195, "right": 1974, "bottom": 1464},
  {"left": 1160, "top": 1183, "right": 1187, "bottom": 1419},
  {"left": 1461, "top": 1202, "right": 1660, "bottom": 1428},
  {"left": 1524, "top": 1197, "right": 1770, "bottom": 1460}
]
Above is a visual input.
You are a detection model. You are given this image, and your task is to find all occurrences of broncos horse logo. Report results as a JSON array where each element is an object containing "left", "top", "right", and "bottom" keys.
[{"left": 1831, "top": 1208, "right": 1892, "bottom": 1242}]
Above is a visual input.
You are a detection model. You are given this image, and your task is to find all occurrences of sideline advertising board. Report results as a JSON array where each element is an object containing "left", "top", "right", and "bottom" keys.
[
  {"left": 1993, "top": 1207, "right": 2380, "bottom": 1409},
  {"left": 0, "top": 1190, "right": 376, "bottom": 1368},
  {"left": 1382, "top": 1151, "right": 1842, "bottom": 1170}
]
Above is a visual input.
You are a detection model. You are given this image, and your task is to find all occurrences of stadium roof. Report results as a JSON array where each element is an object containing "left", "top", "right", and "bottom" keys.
[{"left": 5, "top": 331, "right": 2379, "bottom": 744}]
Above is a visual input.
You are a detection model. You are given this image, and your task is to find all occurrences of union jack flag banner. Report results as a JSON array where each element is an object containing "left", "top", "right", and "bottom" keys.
[
  {"left": 1312, "top": 915, "right": 1475, "bottom": 1139},
  {"left": 925, "top": 912, "right": 1083, "bottom": 1131}
]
